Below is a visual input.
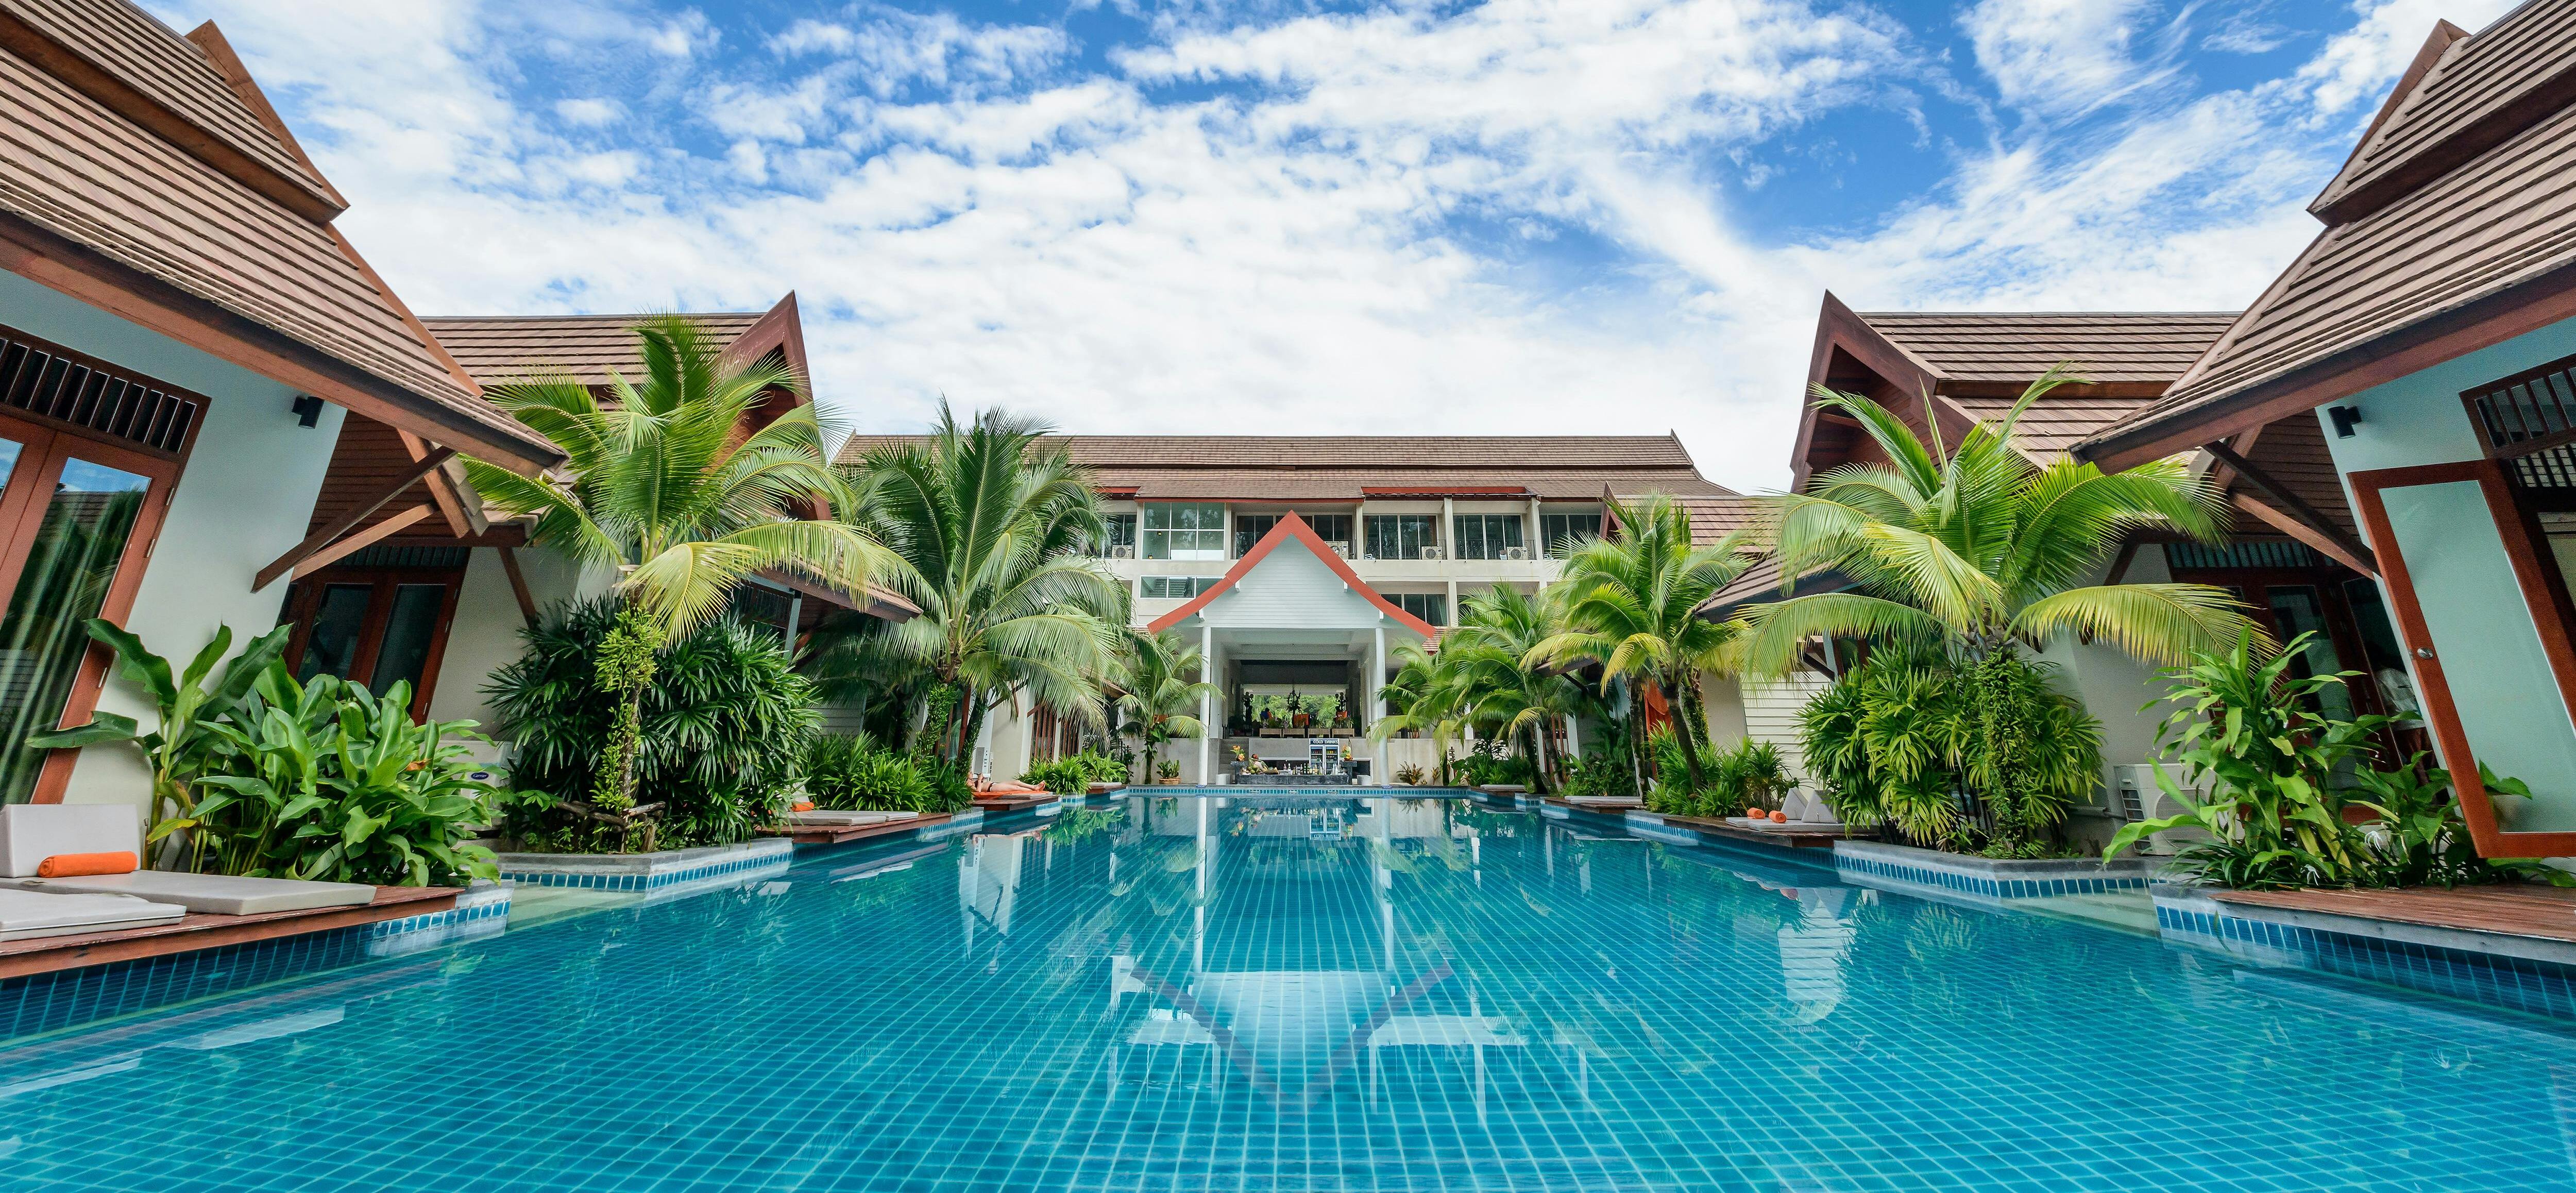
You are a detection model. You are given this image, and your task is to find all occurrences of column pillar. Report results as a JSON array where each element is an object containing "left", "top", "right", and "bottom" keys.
[
  {"left": 1369, "top": 624, "right": 1388, "bottom": 786},
  {"left": 1200, "top": 623, "right": 1217, "bottom": 785}
]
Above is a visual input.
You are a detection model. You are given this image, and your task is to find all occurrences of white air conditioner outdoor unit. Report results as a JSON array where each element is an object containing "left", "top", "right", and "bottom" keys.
[
  {"left": 1110, "top": 545, "right": 1135, "bottom": 559},
  {"left": 1419, "top": 546, "right": 1445, "bottom": 560},
  {"left": 1326, "top": 541, "right": 1354, "bottom": 559},
  {"left": 1502, "top": 546, "right": 1529, "bottom": 561},
  {"left": 2112, "top": 763, "right": 2217, "bottom": 855}
]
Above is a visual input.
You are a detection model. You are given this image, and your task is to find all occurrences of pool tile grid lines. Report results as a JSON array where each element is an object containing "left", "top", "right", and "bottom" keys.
[{"left": 2155, "top": 899, "right": 2576, "bottom": 1021}]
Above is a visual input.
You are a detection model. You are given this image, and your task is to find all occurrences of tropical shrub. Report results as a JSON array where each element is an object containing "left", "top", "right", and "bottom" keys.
[
  {"left": 1558, "top": 752, "right": 1636, "bottom": 801},
  {"left": 1394, "top": 763, "right": 1427, "bottom": 786},
  {"left": 805, "top": 735, "right": 964, "bottom": 813},
  {"left": 193, "top": 671, "right": 503, "bottom": 885},
  {"left": 1802, "top": 644, "right": 2099, "bottom": 853},
  {"left": 488, "top": 598, "right": 818, "bottom": 851},
  {"left": 1021, "top": 749, "right": 1128, "bottom": 795},
  {"left": 2108, "top": 632, "right": 2568, "bottom": 889},
  {"left": 1455, "top": 742, "right": 1533, "bottom": 788}
]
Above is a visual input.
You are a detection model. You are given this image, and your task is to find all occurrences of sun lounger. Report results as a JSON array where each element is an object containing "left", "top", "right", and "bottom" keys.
[
  {"left": 3, "top": 871, "right": 375, "bottom": 915},
  {"left": 0, "top": 888, "right": 184, "bottom": 940},
  {"left": 0, "top": 804, "right": 140, "bottom": 878},
  {"left": 786, "top": 809, "right": 922, "bottom": 827},
  {"left": 1562, "top": 795, "right": 1641, "bottom": 808}
]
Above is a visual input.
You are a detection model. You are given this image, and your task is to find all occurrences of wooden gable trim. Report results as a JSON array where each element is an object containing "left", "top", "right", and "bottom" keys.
[
  {"left": 2311, "top": 22, "right": 2564, "bottom": 227},
  {"left": 1788, "top": 292, "right": 1947, "bottom": 490},
  {"left": 255, "top": 447, "right": 454, "bottom": 590},
  {"left": 180, "top": 21, "right": 349, "bottom": 212},
  {"left": 1145, "top": 512, "right": 1439, "bottom": 638}
]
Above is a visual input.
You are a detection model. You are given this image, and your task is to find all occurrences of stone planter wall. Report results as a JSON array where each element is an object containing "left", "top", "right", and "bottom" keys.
[
  {"left": 1832, "top": 839, "right": 2153, "bottom": 899},
  {"left": 495, "top": 837, "right": 794, "bottom": 894},
  {"left": 2151, "top": 882, "right": 2576, "bottom": 1019}
]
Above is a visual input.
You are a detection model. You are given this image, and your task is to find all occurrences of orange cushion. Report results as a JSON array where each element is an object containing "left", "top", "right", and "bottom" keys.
[{"left": 38, "top": 851, "right": 138, "bottom": 877}]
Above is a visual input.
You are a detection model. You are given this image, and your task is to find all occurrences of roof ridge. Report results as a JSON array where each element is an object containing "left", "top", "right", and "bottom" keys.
[{"left": 418, "top": 310, "right": 767, "bottom": 323}]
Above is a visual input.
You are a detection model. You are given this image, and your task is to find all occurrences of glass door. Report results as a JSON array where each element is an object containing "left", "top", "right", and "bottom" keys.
[
  {"left": 0, "top": 425, "right": 174, "bottom": 803},
  {"left": 2349, "top": 459, "right": 2576, "bottom": 855}
]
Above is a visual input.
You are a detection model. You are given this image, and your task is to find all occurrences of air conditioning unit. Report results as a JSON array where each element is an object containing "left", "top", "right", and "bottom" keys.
[
  {"left": 1418, "top": 546, "right": 1444, "bottom": 560},
  {"left": 1326, "top": 541, "right": 1354, "bottom": 559},
  {"left": 1109, "top": 545, "right": 1135, "bottom": 559},
  {"left": 2112, "top": 763, "right": 2217, "bottom": 855},
  {"left": 1502, "top": 546, "right": 1529, "bottom": 561}
]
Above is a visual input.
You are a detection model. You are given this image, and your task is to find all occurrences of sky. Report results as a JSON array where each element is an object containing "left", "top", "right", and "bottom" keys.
[{"left": 148, "top": 0, "right": 2513, "bottom": 491}]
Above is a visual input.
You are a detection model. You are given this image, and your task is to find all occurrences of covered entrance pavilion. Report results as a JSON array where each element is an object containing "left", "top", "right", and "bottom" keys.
[{"left": 1147, "top": 515, "right": 1440, "bottom": 785}]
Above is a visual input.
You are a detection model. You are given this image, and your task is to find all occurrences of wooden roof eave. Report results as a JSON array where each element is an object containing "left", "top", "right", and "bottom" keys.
[
  {"left": 0, "top": 213, "right": 563, "bottom": 475},
  {"left": 1788, "top": 293, "right": 1949, "bottom": 491}
]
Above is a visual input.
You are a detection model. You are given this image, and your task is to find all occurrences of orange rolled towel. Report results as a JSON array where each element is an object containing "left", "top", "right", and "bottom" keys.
[{"left": 38, "top": 851, "right": 139, "bottom": 877}]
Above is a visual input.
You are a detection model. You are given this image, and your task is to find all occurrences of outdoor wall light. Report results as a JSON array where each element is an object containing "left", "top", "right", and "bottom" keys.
[
  {"left": 290, "top": 394, "right": 325, "bottom": 428},
  {"left": 2328, "top": 405, "right": 2363, "bottom": 439}
]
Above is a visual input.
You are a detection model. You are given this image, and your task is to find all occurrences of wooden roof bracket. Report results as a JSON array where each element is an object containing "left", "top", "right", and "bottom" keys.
[
  {"left": 2203, "top": 440, "right": 2378, "bottom": 577},
  {"left": 254, "top": 446, "right": 454, "bottom": 590}
]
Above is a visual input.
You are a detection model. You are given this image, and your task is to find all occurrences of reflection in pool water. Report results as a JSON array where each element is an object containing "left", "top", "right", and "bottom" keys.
[{"left": 2, "top": 794, "right": 2572, "bottom": 1191}]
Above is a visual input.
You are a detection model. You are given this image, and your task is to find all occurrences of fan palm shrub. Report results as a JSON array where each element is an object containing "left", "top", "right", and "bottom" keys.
[
  {"left": 463, "top": 315, "right": 883, "bottom": 816},
  {"left": 487, "top": 598, "right": 818, "bottom": 851},
  {"left": 821, "top": 404, "right": 1128, "bottom": 769},
  {"left": 1116, "top": 630, "right": 1217, "bottom": 783},
  {"left": 1441, "top": 585, "right": 1586, "bottom": 793},
  {"left": 1745, "top": 367, "right": 2257, "bottom": 851},
  {"left": 1530, "top": 494, "right": 1761, "bottom": 794}
]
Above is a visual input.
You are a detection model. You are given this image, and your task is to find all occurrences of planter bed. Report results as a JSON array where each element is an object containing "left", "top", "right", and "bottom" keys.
[
  {"left": 1832, "top": 838, "right": 2150, "bottom": 898},
  {"left": 764, "top": 809, "right": 982, "bottom": 847},
  {"left": 2153, "top": 881, "right": 2576, "bottom": 1020},
  {"left": 495, "top": 838, "right": 793, "bottom": 894},
  {"left": 972, "top": 791, "right": 1057, "bottom": 813},
  {"left": 1629, "top": 810, "right": 1845, "bottom": 850}
]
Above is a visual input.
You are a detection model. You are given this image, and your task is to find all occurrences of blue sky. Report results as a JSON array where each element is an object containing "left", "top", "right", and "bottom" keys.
[{"left": 150, "top": 0, "right": 2506, "bottom": 489}]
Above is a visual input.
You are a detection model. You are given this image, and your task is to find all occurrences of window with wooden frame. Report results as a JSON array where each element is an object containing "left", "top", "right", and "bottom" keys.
[
  {"left": 281, "top": 545, "right": 469, "bottom": 721},
  {"left": 0, "top": 324, "right": 200, "bottom": 804}
]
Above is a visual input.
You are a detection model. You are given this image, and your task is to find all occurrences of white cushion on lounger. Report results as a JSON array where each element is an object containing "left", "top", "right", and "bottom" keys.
[
  {"left": 3, "top": 871, "right": 374, "bottom": 915},
  {"left": 0, "top": 804, "right": 140, "bottom": 878},
  {"left": 789, "top": 810, "right": 922, "bottom": 826},
  {"left": 0, "top": 888, "right": 184, "bottom": 939}
]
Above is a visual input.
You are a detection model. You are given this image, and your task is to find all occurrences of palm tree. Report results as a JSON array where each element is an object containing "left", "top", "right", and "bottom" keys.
[
  {"left": 1740, "top": 366, "right": 2256, "bottom": 673},
  {"left": 1741, "top": 366, "right": 2261, "bottom": 848},
  {"left": 1442, "top": 585, "right": 1587, "bottom": 793},
  {"left": 1115, "top": 629, "right": 1217, "bottom": 782},
  {"left": 1372, "top": 640, "right": 1470, "bottom": 784},
  {"left": 1529, "top": 494, "right": 1759, "bottom": 795},
  {"left": 826, "top": 404, "right": 1129, "bottom": 768},
  {"left": 464, "top": 315, "right": 886, "bottom": 811}
]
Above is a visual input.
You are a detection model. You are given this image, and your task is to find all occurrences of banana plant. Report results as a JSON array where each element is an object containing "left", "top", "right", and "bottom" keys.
[
  {"left": 26, "top": 619, "right": 291, "bottom": 857},
  {"left": 192, "top": 668, "right": 502, "bottom": 885}
]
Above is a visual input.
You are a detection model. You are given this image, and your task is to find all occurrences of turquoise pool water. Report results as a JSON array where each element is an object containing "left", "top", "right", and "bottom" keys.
[{"left": 3, "top": 793, "right": 2573, "bottom": 1191}]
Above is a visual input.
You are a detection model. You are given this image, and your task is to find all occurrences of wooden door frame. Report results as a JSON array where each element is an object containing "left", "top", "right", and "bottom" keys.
[{"left": 2348, "top": 458, "right": 2576, "bottom": 856}]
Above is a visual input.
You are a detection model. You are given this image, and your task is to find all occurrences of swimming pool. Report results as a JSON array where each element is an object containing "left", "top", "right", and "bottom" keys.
[{"left": 2, "top": 793, "right": 2570, "bottom": 1191}]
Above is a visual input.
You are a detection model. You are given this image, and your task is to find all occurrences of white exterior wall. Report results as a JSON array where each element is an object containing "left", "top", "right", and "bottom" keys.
[
  {"left": 1738, "top": 675, "right": 1831, "bottom": 792},
  {"left": 2033, "top": 546, "right": 2177, "bottom": 835},
  {"left": 0, "top": 274, "right": 345, "bottom": 815},
  {"left": 425, "top": 545, "right": 614, "bottom": 757}
]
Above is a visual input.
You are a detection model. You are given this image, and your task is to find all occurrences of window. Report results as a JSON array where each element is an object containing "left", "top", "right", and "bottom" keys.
[
  {"left": 1365, "top": 515, "right": 1437, "bottom": 560},
  {"left": 730, "top": 582, "right": 796, "bottom": 646},
  {"left": 1305, "top": 514, "right": 1354, "bottom": 555},
  {"left": 1452, "top": 514, "right": 1526, "bottom": 560},
  {"left": 0, "top": 327, "right": 197, "bottom": 804},
  {"left": 1142, "top": 503, "right": 1226, "bottom": 560},
  {"left": 1140, "top": 576, "right": 1220, "bottom": 598},
  {"left": 1390, "top": 592, "right": 1447, "bottom": 626},
  {"left": 1233, "top": 514, "right": 1279, "bottom": 557},
  {"left": 283, "top": 545, "right": 469, "bottom": 720},
  {"left": 1094, "top": 513, "right": 1137, "bottom": 557},
  {"left": 1540, "top": 512, "right": 1600, "bottom": 558}
]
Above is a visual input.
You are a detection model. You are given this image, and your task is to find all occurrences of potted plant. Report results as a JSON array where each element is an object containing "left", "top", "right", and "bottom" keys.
[{"left": 1158, "top": 759, "right": 1182, "bottom": 785}]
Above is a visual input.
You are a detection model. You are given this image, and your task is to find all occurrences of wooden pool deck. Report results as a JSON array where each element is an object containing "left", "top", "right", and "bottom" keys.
[
  {"left": 2212, "top": 884, "right": 2576, "bottom": 945},
  {"left": 1640, "top": 811, "right": 1848, "bottom": 850},
  {"left": 0, "top": 885, "right": 460, "bottom": 980},
  {"left": 762, "top": 811, "right": 962, "bottom": 846},
  {"left": 971, "top": 791, "right": 1057, "bottom": 814}
]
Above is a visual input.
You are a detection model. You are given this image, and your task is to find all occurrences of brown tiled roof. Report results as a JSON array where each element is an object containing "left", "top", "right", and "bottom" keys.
[
  {"left": 1855, "top": 311, "right": 2236, "bottom": 384},
  {"left": 422, "top": 312, "right": 769, "bottom": 387},
  {"left": 2, "top": 0, "right": 338, "bottom": 213},
  {"left": 2308, "top": 1, "right": 2570, "bottom": 225},
  {"left": 1657, "top": 493, "right": 1762, "bottom": 546},
  {"left": 837, "top": 435, "right": 1726, "bottom": 501},
  {"left": 1944, "top": 391, "right": 2181, "bottom": 459},
  {"left": 2105, "top": 97, "right": 2576, "bottom": 454},
  {"left": 0, "top": 4, "right": 556, "bottom": 464}
]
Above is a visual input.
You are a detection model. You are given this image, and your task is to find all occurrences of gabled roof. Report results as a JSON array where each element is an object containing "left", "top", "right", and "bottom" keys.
[
  {"left": 0, "top": 1, "right": 560, "bottom": 471},
  {"left": 837, "top": 434, "right": 1731, "bottom": 502},
  {"left": 423, "top": 301, "right": 799, "bottom": 389},
  {"left": 2077, "top": 2, "right": 2576, "bottom": 472},
  {"left": 1856, "top": 311, "right": 2239, "bottom": 385},
  {"left": 1145, "top": 513, "right": 1439, "bottom": 638}
]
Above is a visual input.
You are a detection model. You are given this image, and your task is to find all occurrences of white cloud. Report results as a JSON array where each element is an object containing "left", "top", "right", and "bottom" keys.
[
  {"left": 555, "top": 97, "right": 622, "bottom": 126},
  {"left": 1960, "top": 0, "right": 2183, "bottom": 117},
  {"left": 2297, "top": 0, "right": 2513, "bottom": 117},
  {"left": 144, "top": 0, "right": 2437, "bottom": 490},
  {"left": 648, "top": 9, "right": 715, "bottom": 58}
]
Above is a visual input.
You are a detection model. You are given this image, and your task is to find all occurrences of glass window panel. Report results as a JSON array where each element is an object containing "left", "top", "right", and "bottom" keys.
[
  {"left": 2264, "top": 585, "right": 2352, "bottom": 720},
  {"left": 1140, "top": 576, "right": 1218, "bottom": 599},
  {"left": 1452, "top": 514, "right": 1526, "bottom": 560},
  {"left": 368, "top": 583, "right": 449, "bottom": 698},
  {"left": 1391, "top": 592, "right": 1447, "bottom": 626},
  {"left": 1143, "top": 503, "right": 1225, "bottom": 560},
  {"left": 1306, "top": 514, "right": 1353, "bottom": 551},
  {"left": 1095, "top": 514, "right": 1136, "bottom": 557},
  {"left": 1234, "top": 514, "right": 1279, "bottom": 558},
  {"left": 2380, "top": 479, "right": 2576, "bottom": 832},
  {"left": 1366, "top": 515, "right": 1436, "bottom": 560},
  {"left": 298, "top": 584, "right": 374, "bottom": 682},
  {"left": 1542, "top": 512, "right": 1599, "bottom": 558},
  {"left": 0, "top": 456, "right": 150, "bottom": 803},
  {"left": 0, "top": 440, "right": 22, "bottom": 496}
]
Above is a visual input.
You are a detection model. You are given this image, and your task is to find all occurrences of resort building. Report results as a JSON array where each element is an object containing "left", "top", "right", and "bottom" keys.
[
  {"left": 835, "top": 434, "right": 1737, "bottom": 784},
  {"left": 0, "top": 1, "right": 563, "bottom": 810},
  {"left": 1705, "top": 301, "right": 2419, "bottom": 839},
  {"left": 2073, "top": 0, "right": 2576, "bottom": 860}
]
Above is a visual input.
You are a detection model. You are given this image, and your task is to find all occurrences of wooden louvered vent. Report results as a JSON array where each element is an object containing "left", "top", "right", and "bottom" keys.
[
  {"left": 2464, "top": 351, "right": 2576, "bottom": 490},
  {"left": 0, "top": 324, "right": 200, "bottom": 456}
]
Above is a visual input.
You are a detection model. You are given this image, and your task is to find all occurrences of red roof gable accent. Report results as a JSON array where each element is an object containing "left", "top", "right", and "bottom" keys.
[{"left": 1144, "top": 512, "right": 1440, "bottom": 638}]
